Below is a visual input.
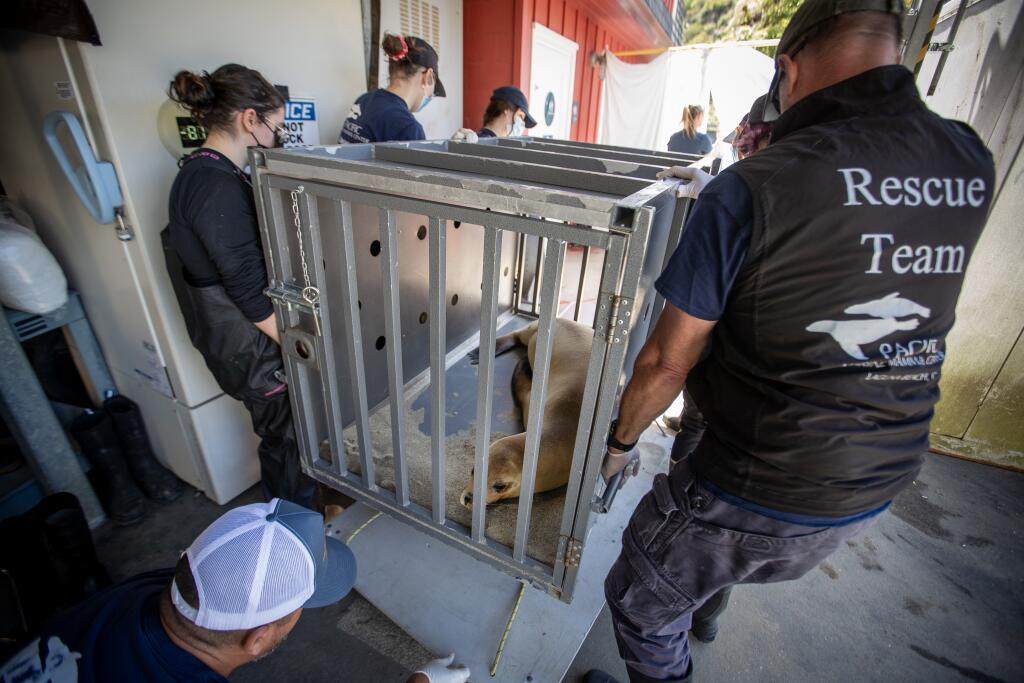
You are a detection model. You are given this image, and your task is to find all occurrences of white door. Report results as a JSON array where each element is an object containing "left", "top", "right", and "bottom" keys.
[{"left": 529, "top": 24, "right": 578, "bottom": 139}]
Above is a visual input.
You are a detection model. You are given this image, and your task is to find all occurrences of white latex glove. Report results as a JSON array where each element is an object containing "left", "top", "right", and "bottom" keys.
[
  {"left": 450, "top": 128, "right": 479, "bottom": 144},
  {"left": 655, "top": 165, "right": 713, "bottom": 199},
  {"left": 414, "top": 654, "right": 471, "bottom": 683},
  {"left": 601, "top": 447, "right": 641, "bottom": 487}
]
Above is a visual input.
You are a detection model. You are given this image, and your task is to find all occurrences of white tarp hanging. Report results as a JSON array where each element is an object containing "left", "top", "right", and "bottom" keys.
[
  {"left": 600, "top": 52, "right": 673, "bottom": 152},
  {"left": 705, "top": 47, "right": 776, "bottom": 136},
  {"left": 600, "top": 46, "right": 774, "bottom": 153},
  {"left": 656, "top": 50, "right": 710, "bottom": 152}
]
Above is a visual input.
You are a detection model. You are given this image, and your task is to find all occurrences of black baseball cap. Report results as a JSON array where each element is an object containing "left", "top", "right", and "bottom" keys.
[
  {"left": 747, "top": 93, "right": 770, "bottom": 124},
  {"left": 764, "top": 0, "right": 905, "bottom": 120},
  {"left": 491, "top": 86, "right": 537, "bottom": 128},
  {"left": 405, "top": 36, "right": 446, "bottom": 97}
]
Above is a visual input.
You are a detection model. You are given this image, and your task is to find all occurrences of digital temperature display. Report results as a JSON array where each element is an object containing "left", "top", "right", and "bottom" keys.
[{"left": 176, "top": 117, "right": 208, "bottom": 148}]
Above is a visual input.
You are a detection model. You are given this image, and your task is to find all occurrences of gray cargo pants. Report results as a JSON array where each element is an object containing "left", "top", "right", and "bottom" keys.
[{"left": 604, "top": 459, "right": 877, "bottom": 682}]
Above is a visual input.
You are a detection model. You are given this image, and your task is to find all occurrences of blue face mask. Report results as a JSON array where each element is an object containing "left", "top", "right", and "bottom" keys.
[
  {"left": 416, "top": 74, "right": 435, "bottom": 113},
  {"left": 511, "top": 117, "right": 525, "bottom": 137}
]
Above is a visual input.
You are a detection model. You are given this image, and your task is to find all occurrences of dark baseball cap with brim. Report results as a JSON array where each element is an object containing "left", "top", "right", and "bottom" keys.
[
  {"left": 723, "top": 115, "right": 746, "bottom": 144},
  {"left": 273, "top": 499, "right": 359, "bottom": 608},
  {"left": 491, "top": 85, "right": 537, "bottom": 128},
  {"left": 407, "top": 36, "right": 446, "bottom": 97},
  {"left": 763, "top": 0, "right": 905, "bottom": 121}
]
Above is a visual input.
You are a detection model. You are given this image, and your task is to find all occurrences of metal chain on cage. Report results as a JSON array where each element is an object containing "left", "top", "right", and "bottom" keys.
[{"left": 290, "top": 186, "right": 322, "bottom": 334}]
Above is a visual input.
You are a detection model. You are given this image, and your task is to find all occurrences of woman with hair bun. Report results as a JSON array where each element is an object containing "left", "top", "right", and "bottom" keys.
[
  {"left": 166, "top": 63, "right": 315, "bottom": 507},
  {"left": 339, "top": 33, "right": 448, "bottom": 143}
]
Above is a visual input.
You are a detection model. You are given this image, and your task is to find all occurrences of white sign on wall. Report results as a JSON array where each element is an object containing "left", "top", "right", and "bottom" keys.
[{"left": 283, "top": 98, "right": 320, "bottom": 147}]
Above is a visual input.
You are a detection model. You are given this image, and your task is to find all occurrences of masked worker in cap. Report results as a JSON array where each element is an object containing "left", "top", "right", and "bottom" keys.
[
  {"left": 1, "top": 499, "right": 471, "bottom": 683},
  {"left": 164, "top": 65, "right": 316, "bottom": 509},
  {"left": 340, "top": 33, "right": 476, "bottom": 144},
  {"left": 732, "top": 94, "right": 773, "bottom": 160},
  {"left": 477, "top": 86, "right": 537, "bottom": 138},
  {"left": 589, "top": 0, "right": 995, "bottom": 680}
]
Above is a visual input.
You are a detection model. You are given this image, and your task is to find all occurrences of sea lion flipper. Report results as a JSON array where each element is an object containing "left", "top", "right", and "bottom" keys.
[{"left": 511, "top": 356, "right": 533, "bottom": 425}]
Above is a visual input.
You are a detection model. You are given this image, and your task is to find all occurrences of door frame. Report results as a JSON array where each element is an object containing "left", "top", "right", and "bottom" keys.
[{"left": 529, "top": 23, "right": 579, "bottom": 139}]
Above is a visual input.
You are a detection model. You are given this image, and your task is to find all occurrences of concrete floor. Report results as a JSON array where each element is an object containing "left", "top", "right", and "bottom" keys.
[{"left": 93, "top": 451, "right": 1024, "bottom": 682}]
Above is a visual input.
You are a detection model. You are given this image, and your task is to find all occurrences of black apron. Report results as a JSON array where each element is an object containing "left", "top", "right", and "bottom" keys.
[{"left": 161, "top": 158, "right": 314, "bottom": 507}]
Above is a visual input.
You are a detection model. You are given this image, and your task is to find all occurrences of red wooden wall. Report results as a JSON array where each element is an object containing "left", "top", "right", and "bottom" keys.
[{"left": 463, "top": 0, "right": 661, "bottom": 142}]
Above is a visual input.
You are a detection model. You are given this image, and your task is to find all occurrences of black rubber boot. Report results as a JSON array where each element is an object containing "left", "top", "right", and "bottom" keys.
[
  {"left": 691, "top": 586, "right": 732, "bottom": 643},
  {"left": 104, "top": 394, "right": 183, "bottom": 503},
  {"left": 32, "top": 492, "right": 112, "bottom": 603},
  {"left": 71, "top": 409, "right": 146, "bottom": 525}
]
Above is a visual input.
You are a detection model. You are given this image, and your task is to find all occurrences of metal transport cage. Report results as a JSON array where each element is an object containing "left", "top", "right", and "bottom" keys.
[{"left": 251, "top": 137, "right": 696, "bottom": 602}]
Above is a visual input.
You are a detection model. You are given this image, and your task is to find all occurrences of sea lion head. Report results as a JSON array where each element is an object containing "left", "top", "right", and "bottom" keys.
[{"left": 459, "top": 438, "right": 523, "bottom": 508}]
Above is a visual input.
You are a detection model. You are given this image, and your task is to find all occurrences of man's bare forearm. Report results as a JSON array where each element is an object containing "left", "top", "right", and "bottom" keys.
[
  {"left": 610, "top": 304, "right": 715, "bottom": 448},
  {"left": 613, "top": 349, "right": 690, "bottom": 447}
]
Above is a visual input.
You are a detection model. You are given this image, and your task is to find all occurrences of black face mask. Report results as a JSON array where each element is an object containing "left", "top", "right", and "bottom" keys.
[{"left": 252, "top": 119, "right": 285, "bottom": 149}]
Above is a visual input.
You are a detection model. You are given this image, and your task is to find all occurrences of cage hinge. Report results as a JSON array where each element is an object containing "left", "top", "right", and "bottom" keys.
[
  {"left": 606, "top": 294, "right": 632, "bottom": 344},
  {"left": 561, "top": 536, "right": 583, "bottom": 568}
]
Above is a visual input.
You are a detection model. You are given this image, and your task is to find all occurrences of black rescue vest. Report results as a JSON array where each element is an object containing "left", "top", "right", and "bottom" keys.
[{"left": 688, "top": 66, "right": 995, "bottom": 517}]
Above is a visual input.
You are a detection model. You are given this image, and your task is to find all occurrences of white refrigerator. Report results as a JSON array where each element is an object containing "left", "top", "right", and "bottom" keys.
[{"left": 0, "top": 0, "right": 464, "bottom": 503}]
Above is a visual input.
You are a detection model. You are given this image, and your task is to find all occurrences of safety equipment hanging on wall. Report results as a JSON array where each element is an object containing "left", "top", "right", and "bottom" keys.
[{"left": 42, "top": 110, "right": 124, "bottom": 225}]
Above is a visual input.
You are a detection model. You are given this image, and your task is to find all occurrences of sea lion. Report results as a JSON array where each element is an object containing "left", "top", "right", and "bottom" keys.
[{"left": 460, "top": 318, "right": 592, "bottom": 508}]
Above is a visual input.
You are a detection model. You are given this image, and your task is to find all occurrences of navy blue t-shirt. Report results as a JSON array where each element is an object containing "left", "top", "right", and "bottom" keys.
[
  {"left": 478, "top": 127, "right": 498, "bottom": 138},
  {"left": 668, "top": 130, "right": 713, "bottom": 155},
  {"left": 655, "top": 170, "right": 753, "bottom": 321},
  {"left": 1, "top": 569, "right": 224, "bottom": 683},
  {"left": 338, "top": 89, "right": 426, "bottom": 144}
]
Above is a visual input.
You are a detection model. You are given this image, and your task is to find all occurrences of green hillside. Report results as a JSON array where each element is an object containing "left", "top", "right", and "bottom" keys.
[{"left": 683, "top": 0, "right": 802, "bottom": 46}]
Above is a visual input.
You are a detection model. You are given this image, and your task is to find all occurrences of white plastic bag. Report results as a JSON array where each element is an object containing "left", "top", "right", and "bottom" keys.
[{"left": 0, "top": 198, "right": 68, "bottom": 314}]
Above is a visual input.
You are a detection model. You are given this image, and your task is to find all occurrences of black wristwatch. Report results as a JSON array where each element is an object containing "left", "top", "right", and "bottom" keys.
[{"left": 607, "top": 419, "right": 638, "bottom": 452}]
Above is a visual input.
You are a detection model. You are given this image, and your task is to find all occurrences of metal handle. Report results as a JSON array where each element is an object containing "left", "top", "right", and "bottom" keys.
[
  {"left": 42, "top": 111, "right": 123, "bottom": 224},
  {"left": 593, "top": 452, "right": 639, "bottom": 514},
  {"left": 596, "top": 470, "right": 625, "bottom": 513}
]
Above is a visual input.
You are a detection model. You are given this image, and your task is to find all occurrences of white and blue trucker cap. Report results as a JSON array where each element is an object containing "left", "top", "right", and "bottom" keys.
[{"left": 171, "top": 498, "right": 357, "bottom": 630}]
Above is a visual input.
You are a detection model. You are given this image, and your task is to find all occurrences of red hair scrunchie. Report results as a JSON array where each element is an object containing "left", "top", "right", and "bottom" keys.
[{"left": 390, "top": 35, "right": 410, "bottom": 62}]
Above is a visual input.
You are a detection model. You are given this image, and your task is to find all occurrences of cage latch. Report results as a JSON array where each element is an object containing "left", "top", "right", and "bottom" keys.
[{"left": 265, "top": 281, "right": 321, "bottom": 332}]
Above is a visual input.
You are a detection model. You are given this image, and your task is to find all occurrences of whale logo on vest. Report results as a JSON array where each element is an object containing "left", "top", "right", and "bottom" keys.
[
  {"left": 807, "top": 292, "right": 930, "bottom": 360},
  {"left": 843, "top": 292, "right": 931, "bottom": 319}
]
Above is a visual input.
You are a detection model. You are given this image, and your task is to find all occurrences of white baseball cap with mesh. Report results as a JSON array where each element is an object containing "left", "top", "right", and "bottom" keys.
[{"left": 171, "top": 498, "right": 357, "bottom": 630}]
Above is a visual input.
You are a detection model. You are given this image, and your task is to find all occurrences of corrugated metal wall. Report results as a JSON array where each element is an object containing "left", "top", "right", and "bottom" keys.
[{"left": 463, "top": 0, "right": 656, "bottom": 142}]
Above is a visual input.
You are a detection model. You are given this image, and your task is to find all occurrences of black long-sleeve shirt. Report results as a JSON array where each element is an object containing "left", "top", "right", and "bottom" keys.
[{"left": 167, "top": 149, "right": 273, "bottom": 322}]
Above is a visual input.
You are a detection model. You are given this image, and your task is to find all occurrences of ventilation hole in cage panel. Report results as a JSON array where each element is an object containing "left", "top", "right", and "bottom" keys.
[
  {"left": 417, "top": 225, "right": 427, "bottom": 240},
  {"left": 295, "top": 340, "right": 311, "bottom": 360},
  {"left": 358, "top": 300, "right": 362, "bottom": 310},
  {"left": 504, "top": 266, "right": 510, "bottom": 277},
  {"left": 451, "top": 294, "right": 459, "bottom": 306},
  {"left": 370, "top": 240, "right": 381, "bottom": 257},
  {"left": 453, "top": 220, "right": 461, "bottom": 229},
  {"left": 419, "top": 312, "right": 428, "bottom": 324},
  {"left": 375, "top": 336, "right": 386, "bottom": 350}
]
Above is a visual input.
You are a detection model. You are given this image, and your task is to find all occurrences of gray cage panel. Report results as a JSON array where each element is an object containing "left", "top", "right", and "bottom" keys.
[{"left": 253, "top": 138, "right": 689, "bottom": 601}]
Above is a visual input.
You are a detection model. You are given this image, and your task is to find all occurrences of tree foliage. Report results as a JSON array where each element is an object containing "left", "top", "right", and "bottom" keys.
[{"left": 683, "top": 0, "right": 803, "bottom": 45}]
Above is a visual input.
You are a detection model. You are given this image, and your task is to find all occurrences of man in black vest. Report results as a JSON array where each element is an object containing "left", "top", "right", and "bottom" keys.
[{"left": 587, "top": 1, "right": 995, "bottom": 682}]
